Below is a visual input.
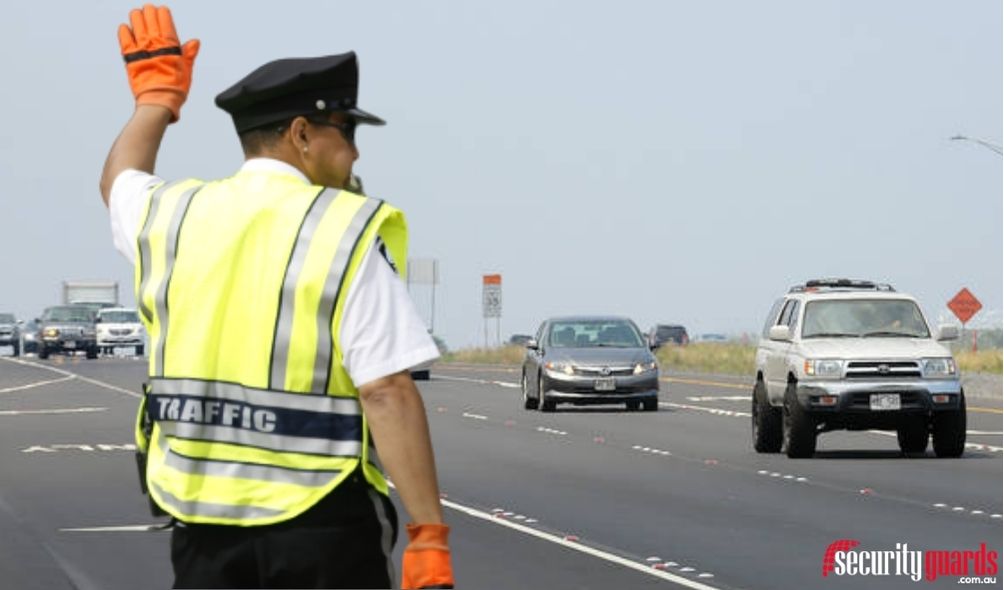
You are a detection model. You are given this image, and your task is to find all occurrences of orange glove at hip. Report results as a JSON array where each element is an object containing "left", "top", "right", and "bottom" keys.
[
  {"left": 401, "top": 523, "right": 455, "bottom": 589},
  {"left": 117, "top": 4, "right": 199, "bottom": 123}
]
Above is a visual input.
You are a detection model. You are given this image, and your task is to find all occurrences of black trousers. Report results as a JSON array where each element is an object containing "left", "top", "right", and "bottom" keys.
[{"left": 170, "top": 473, "right": 399, "bottom": 589}]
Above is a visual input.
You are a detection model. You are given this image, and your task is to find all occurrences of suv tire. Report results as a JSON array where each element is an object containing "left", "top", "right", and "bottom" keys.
[
  {"left": 86, "top": 346, "right": 99, "bottom": 360},
  {"left": 642, "top": 398, "right": 658, "bottom": 412},
  {"left": 38, "top": 346, "right": 49, "bottom": 360},
  {"left": 932, "top": 393, "right": 966, "bottom": 458},
  {"left": 896, "top": 416, "right": 929, "bottom": 455},
  {"left": 782, "top": 382, "right": 816, "bottom": 458},
  {"left": 752, "top": 380, "right": 782, "bottom": 453},
  {"left": 522, "top": 373, "right": 538, "bottom": 410}
]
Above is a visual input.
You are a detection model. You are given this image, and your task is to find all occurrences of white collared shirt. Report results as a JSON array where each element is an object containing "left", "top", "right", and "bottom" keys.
[{"left": 108, "top": 160, "right": 439, "bottom": 386}]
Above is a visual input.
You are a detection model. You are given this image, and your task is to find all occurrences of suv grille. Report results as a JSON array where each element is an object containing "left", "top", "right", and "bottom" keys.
[{"left": 845, "top": 361, "right": 921, "bottom": 379}]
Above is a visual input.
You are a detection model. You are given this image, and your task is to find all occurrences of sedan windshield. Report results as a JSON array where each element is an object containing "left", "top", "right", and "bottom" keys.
[
  {"left": 42, "top": 307, "right": 94, "bottom": 322},
  {"left": 548, "top": 320, "right": 644, "bottom": 348},
  {"left": 802, "top": 300, "right": 930, "bottom": 339}
]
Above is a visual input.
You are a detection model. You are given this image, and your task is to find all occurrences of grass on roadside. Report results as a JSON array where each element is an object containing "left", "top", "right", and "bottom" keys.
[{"left": 441, "top": 343, "right": 1002, "bottom": 376}]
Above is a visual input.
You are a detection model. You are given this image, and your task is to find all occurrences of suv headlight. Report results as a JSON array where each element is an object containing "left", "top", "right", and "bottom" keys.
[
  {"left": 922, "top": 358, "right": 957, "bottom": 378},
  {"left": 804, "top": 359, "right": 843, "bottom": 378},
  {"left": 43, "top": 327, "right": 59, "bottom": 339},
  {"left": 545, "top": 361, "right": 575, "bottom": 376},
  {"left": 633, "top": 361, "right": 658, "bottom": 375}
]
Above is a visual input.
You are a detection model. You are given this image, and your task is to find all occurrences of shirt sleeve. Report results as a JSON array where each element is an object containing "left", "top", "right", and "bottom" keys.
[
  {"left": 109, "top": 169, "right": 163, "bottom": 264},
  {"left": 339, "top": 241, "right": 441, "bottom": 387}
]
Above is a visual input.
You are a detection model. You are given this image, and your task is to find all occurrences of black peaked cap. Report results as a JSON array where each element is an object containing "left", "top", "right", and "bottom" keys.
[{"left": 215, "top": 52, "right": 385, "bottom": 133}]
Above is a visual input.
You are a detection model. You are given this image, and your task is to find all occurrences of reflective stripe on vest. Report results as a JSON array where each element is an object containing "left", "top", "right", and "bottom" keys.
[
  {"left": 270, "top": 192, "right": 383, "bottom": 392},
  {"left": 133, "top": 173, "right": 405, "bottom": 525}
]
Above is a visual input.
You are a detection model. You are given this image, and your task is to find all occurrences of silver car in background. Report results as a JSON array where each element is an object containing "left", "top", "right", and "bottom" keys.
[{"left": 521, "top": 316, "right": 661, "bottom": 412}]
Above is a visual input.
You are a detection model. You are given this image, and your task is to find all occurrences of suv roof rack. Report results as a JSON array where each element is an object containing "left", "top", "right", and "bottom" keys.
[{"left": 788, "top": 278, "right": 895, "bottom": 293}]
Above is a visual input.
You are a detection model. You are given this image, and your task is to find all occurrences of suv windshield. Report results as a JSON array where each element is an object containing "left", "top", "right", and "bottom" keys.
[
  {"left": 99, "top": 311, "right": 140, "bottom": 323},
  {"left": 549, "top": 320, "right": 643, "bottom": 348},
  {"left": 0, "top": 313, "right": 15, "bottom": 323},
  {"left": 802, "top": 299, "right": 930, "bottom": 339},
  {"left": 42, "top": 307, "right": 94, "bottom": 323}
]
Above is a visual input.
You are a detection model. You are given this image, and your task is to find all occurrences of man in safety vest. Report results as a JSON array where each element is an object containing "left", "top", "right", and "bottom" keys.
[{"left": 99, "top": 5, "right": 454, "bottom": 589}]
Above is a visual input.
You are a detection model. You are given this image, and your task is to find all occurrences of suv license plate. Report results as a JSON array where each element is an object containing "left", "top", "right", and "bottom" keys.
[
  {"left": 870, "top": 393, "right": 901, "bottom": 411},
  {"left": 64, "top": 341, "right": 76, "bottom": 349},
  {"left": 594, "top": 378, "right": 616, "bottom": 391}
]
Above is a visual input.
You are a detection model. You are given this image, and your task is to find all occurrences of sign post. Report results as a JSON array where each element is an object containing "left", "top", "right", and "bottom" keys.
[
  {"left": 482, "top": 274, "right": 502, "bottom": 347},
  {"left": 947, "top": 287, "right": 982, "bottom": 352}
]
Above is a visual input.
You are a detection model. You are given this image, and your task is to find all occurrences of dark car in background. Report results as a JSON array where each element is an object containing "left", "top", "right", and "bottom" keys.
[
  {"left": 38, "top": 305, "right": 98, "bottom": 359},
  {"left": 0, "top": 313, "right": 21, "bottom": 356},
  {"left": 521, "top": 316, "right": 660, "bottom": 412},
  {"left": 507, "top": 334, "right": 533, "bottom": 346},
  {"left": 20, "top": 319, "right": 40, "bottom": 355},
  {"left": 648, "top": 324, "right": 689, "bottom": 348}
]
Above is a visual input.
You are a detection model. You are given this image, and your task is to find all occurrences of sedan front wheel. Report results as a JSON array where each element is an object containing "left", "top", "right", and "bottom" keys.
[
  {"left": 538, "top": 375, "right": 556, "bottom": 412},
  {"left": 522, "top": 372, "right": 538, "bottom": 410}
]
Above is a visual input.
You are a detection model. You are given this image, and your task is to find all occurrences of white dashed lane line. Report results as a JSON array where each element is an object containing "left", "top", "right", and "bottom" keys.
[
  {"left": 537, "top": 426, "right": 567, "bottom": 436},
  {"left": 931, "top": 503, "right": 1002, "bottom": 521}
]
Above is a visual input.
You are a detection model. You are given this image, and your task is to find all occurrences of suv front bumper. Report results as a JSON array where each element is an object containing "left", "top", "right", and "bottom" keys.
[{"left": 796, "top": 379, "right": 962, "bottom": 428}]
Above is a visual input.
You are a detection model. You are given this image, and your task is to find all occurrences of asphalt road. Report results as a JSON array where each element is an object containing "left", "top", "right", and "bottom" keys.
[{"left": 0, "top": 356, "right": 1000, "bottom": 589}]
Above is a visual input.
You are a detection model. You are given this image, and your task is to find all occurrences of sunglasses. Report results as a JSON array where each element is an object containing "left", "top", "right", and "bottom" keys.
[{"left": 308, "top": 117, "right": 357, "bottom": 143}]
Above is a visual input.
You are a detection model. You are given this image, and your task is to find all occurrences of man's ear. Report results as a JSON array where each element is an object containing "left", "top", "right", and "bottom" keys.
[{"left": 289, "top": 116, "right": 310, "bottom": 152}]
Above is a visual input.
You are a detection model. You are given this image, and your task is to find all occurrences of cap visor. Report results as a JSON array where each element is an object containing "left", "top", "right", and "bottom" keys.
[{"left": 345, "top": 107, "right": 385, "bottom": 126}]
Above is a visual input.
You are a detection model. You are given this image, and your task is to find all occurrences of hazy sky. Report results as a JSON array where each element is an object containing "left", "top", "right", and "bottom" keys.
[{"left": 1, "top": 1, "right": 1000, "bottom": 349}]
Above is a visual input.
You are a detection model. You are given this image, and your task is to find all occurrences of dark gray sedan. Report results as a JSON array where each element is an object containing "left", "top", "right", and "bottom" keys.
[{"left": 521, "top": 316, "right": 660, "bottom": 412}]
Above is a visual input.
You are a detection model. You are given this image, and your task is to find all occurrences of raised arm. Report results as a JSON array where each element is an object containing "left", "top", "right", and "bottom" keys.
[{"left": 100, "top": 4, "right": 199, "bottom": 206}]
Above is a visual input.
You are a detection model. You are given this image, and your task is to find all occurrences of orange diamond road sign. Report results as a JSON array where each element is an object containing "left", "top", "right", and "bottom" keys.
[{"left": 947, "top": 288, "right": 982, "bottom": 324}]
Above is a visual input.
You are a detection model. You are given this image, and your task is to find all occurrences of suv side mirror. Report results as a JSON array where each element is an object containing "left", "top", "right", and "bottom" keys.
[
  {"left": 936, "top": 325, "right": 960, "bottom": 341},
  {"left": 769, "top": 325, "right": 792, "bottom": 342},
  {"left": 526, "top": 339, "right": 539, "bottom": 350}
]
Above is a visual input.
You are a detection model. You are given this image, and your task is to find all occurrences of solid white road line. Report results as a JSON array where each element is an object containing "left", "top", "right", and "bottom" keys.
[
  {"left": 866, "top": 429, "right": 1003, "bottom": 453},
  {"left": 0, "top": 407, "right": 107, "bottom": 416},
  {"left": 0, "top": 375, "right": 76, "bottom": 394},
  {"left": 60, "top": 525, "right": 167, "bottom": 532},
  {"left": 0, "top": 357, "right": 141, "bottom": 399},
  {"left": 438, "top": 495, "right": 724, "bottom": 590}
]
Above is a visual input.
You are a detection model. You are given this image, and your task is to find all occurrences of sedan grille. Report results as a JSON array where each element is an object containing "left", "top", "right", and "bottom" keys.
[
  {"left": 573, "top": 366, "right": 635, "bottom": 377},
  {"left": 845, "top": 361, "right": 921, "bottom": 379},
  {"left": 110, "top": 328, "right": 133, "bottom": 336}
]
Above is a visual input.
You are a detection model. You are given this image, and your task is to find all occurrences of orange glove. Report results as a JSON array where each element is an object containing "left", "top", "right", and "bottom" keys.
[
  {"left": 401, "top": 523, "right": 455, "bottom": 589},
  {"left": 117, "top": 4, "right": 199, "bottom": 123}
]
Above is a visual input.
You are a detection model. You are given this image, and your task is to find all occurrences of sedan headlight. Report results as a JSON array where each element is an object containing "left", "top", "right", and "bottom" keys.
[
  {"left": 804, "top": 359, "right": 843, "bottom": 378},
  {"left": 545, "top": 361, "right": 575, "bottom": 375},
  {"left": 633, "top": 361, "right": 658, "bottom": 375},
  {"left": 922, "top": 357, "right": 957, "bottom": 378},
  {"left": 43, "top": 327, "right": 59, "bottom": 339}
]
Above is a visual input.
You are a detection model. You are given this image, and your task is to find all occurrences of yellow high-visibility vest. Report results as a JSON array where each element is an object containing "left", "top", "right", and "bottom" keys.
[{"left": 132, "top": 168, "right": 407, "bottom": 525}]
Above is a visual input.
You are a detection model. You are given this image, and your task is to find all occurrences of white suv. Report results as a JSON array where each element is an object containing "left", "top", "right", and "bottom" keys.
[
  {"left": 752, "top": 279, "right": 966, "bottom": 458},
  {"left": 95, "top": 308, "right": 145, "bottom": 356}
]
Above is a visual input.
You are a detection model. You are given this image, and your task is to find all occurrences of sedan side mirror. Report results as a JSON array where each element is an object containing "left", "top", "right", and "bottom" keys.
[
  {"left": 936, "top": 325, "right": 960, "bottom": 341},
  {"left": 769, "top": 325, "right": 792, "bottom": 342},
  {"left": 526, "top": 339, "right": 539, "bottom": 350},
  {"left": 649, "top": 342, "right": 660, "bottom": 351}
]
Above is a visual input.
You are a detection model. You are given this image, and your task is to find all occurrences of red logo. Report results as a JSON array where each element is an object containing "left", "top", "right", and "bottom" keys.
[{"left": 822, "top": 539, "right": 861, "bottom": 577}]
